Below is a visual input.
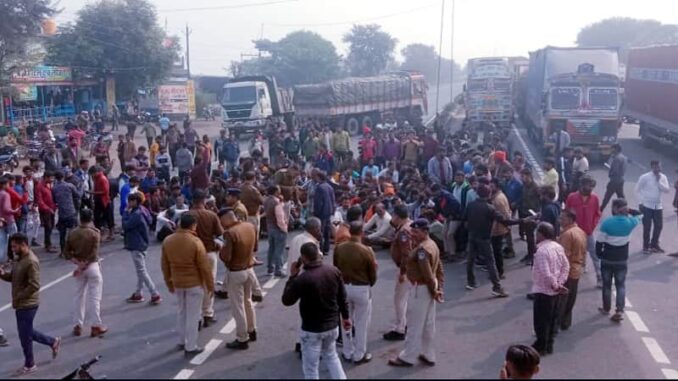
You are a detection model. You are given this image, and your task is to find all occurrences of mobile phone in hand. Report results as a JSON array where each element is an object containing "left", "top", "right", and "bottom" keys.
[{"left": 528, "top": 209, "right": 537, "bottom": 217}]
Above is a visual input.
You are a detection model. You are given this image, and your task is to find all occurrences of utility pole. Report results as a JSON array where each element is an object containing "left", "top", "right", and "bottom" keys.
[
  {"left": 450, "top": 0, "right": 456, "bottom": 103},
  {"left": 435, "top": 0, "right": 446, "bottom": 116},
  {"left": 185, "top": 24, "right": 191, "bottom": 79}
]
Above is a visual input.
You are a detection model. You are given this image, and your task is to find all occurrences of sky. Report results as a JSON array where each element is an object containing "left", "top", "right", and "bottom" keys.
[{"left": 54, "top": 0, "right": 678, "bottom": 76}]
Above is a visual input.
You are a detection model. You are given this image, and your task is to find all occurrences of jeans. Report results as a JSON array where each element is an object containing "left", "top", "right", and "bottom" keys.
[
  {"left": 0, "top": 222, "right": 17, "bottom": 263},
  {"left": 300, "top": 328, "right": 346, "bottom": 380},
  {"left": 175, "top": 286, "right": 203, "bottom": 351},
  {"left": 267, "top": 228, "right": 287, "bottom": 274},
  {"left": 532, "top": 293, "right": 558, "bottom": 352},
  {"left": 16, "top": 307, "right": 56, "bottom": 368},
  {"left": 40, "top": 212, "right": 55, "bottom": 249},
  {"left": 519, "top": 215, "right": 537, "bottom": 260},
  {"left": 601, "top": 262, "right": 628, "bottom": 313},
  {"left": 57, "top": 215, "right": 78, "bottom": 254},
  {"left": 444, "top": 220, "right": 461, "bottom": 257},
  {"left": 640, "top": 205, "right": 663, "bottom": 249},
  {"left": 600, "top": 180, "right": 625, "bottom": 212},
  {"left": 73, "top": 262, "right": 104, "bottom": 327},
  {"left": 491, "top": 235, "right": 505, "bottom": 276},
  {"left": 586, "top": 235, "right": 601, "bottom": 281},
  {"left": 129, "top": 250, "right": 158, "bottom": 295},
  {"left": 320, "top": 217, "right": 332, "bottom": 254},
  {"left": 466, "top": 236, "right": 501, "bottom": 289},
  {"left": 340, "top": 285, "right": 372, "bottom": 362}
]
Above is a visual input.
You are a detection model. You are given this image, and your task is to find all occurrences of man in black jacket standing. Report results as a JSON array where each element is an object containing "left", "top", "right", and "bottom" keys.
[
  {"left": 464, "top": 185, "right": 520, "bottom": 297},
  {"left": 282, "top": 242, "right": 351, "bottom": 379}
]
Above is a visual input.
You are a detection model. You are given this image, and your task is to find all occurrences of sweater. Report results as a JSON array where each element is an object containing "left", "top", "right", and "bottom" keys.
[
  {"left": 122, "top": 206, "right": 152, "bottom": 251},
  {"left": 595, "top": 214, "right": 641, "bottom": 265}
]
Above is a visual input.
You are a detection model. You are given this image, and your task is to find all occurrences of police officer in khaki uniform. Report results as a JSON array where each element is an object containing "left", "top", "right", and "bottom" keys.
[
  {"left": 383, "top": 205, "right": 414, "bottom": 341},
  {"left": 219, "top": 209, "right": 261, "bottom": 350},
  {"left": 388, "top": 218, "right": 444, "bottom": 367},
  {"left": 225, "top": 188, "right": 248, "bottom": 222}
]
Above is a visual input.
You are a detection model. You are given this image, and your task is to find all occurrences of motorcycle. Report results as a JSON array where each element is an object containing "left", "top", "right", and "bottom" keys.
[
  {"left": 0, "top": 145, "right": 19, "bottom": 172},
  {"left": 62, "top": 355, "right": 103, "bottom": 380}
]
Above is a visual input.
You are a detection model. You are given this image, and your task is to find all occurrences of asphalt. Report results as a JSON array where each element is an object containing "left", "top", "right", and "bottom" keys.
[{"left": 0, "top": 117, "right": 677, "bottom": 379}]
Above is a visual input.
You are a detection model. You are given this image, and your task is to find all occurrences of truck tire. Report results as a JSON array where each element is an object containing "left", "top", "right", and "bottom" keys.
[
  {"left": 346, "top": 117, "right": 360, "bottom": 136},
  {"left": 361, "top": 115, "right": 374, "bottom": 130}
]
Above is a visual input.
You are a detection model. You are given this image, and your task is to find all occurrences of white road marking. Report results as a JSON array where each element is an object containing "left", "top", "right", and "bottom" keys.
[
  {"left": 173, "top": 369, "right": 194, "bottom": 379},
  {"left": 219, "top": 319, "right": 236, "bottom": 334},
  {"left": 662, "top": 368, "right": 678, "bottom": 379},
  {"left": 626, "top": 311, "right": 650, "bottom": 333},
  {"left": 189, "top": 339, "right": 223, "bottom": 365},
  {"left": 643, "top": 337, "right": 671, "bottom": 364},
  {"left": 0, "top": 271, "right": 73, "bottom": 313},
  {"left": 511, "top": 124, "right": 545, "bottom": 180},
  {"left": 263, "top": 277, "right": 280, "bottom": 289}
]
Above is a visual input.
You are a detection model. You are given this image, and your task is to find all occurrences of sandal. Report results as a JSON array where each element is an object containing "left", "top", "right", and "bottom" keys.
[{"left": 16, "top": 365, "right": 37, "bottom": 375}]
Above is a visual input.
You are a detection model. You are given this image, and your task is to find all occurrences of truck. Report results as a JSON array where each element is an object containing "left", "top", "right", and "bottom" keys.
[
  {"left": 524, "top": 47, "right": 622, "bottom": 159},
  {"left": 623, "top": 45, "right": 678, "bottom": 151},
  {"left": 221, "top": 71, "right": 428, "bottom": 136},
  {"left": 508, "top": 57, "right": 530, "bottom": 122},
  {"left": 463, "top": 57, "right": 514, "bottom": 127}
]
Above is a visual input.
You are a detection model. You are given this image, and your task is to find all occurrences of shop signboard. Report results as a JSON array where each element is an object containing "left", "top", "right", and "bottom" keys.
[
  {"left": 14, "top": 84, "right": 38, "bottom": 101},
  {"left": 186, "top": 80, "right": 196, "bottom": 118},
  {"left": 159, "top": 83, "right": 196, "bottom": 117},
  {"left": 11, "top": 65, "right": 72, "bottom": 83}
]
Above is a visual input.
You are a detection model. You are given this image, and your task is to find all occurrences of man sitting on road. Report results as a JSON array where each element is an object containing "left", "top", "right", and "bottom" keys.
[{"left": 362, "top": 203, "right": 394, "bottom": 248}]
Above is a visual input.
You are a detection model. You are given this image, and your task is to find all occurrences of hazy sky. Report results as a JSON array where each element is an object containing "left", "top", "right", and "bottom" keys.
[{"left": 55, "top": 0, "right": 678, "bottom": 76}]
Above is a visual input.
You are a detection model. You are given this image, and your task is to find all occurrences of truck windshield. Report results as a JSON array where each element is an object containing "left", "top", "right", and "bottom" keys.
[
  {"left": 589, "top": 88, "right": 618, "bottom": 110},
  {"left": 222, "top": 86, "right": 256, "bottom": 104},
  {"left": 493, "top": 79, "right": 511, "bottom": 91},
  {"left": 551, "top": 88, "right": 580, "bottom": 110},
  {"left": 467, "top": 80, "right": 487, "bottom": 91}
]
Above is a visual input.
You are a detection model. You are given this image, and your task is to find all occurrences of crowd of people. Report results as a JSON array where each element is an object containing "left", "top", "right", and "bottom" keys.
[{"left": 0, "top": 112, "right": 676, "bottom": 378}]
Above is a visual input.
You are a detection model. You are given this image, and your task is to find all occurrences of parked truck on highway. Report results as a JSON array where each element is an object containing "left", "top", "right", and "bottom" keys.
[
  {"left": 524, "top": 47, "right": 622, "bottom": 159},
  {"left": 624, "top": 45, "right": 678, "bottom": 151},
  {"left": 463, "top": 57, "right": 514, "bottom": 127},
  {"left": 221, "top": 71, "right": 429, "bottom": 137}
]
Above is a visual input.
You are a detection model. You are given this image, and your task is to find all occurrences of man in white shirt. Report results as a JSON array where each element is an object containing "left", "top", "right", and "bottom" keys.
[
  {"left": 571, "top": 148, "right": 589, "bottom": 191},
  {"left": 634, "top": 160, "right": 672, "bottom": 254},
  {"left": 287, "top": 217, "right": 323, "bottom": 272},
  {"left": 363, "top": 203, "right": 394, "bottom": 247}
]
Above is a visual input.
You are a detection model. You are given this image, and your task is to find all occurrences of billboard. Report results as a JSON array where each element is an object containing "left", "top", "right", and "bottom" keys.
[
  {"left": 158, "top": 83, "right": 196, "bottom": 117},
  {"left": 11, "top": 65, "right": 72, "bottom": 83}
]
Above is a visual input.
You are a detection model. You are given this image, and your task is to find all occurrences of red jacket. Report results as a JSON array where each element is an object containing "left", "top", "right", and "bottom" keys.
[
  {"left": 93, "top": 172, "right": 111, "bottom": 207},
  {"left": 35, "top": 180, "right": 56, "bottom": 214},
  {"left": 564, "top": 191, "right": 601, "bottom": 236},
  {"left": 7, "top": 187, "right": 27, "bottom": 219}
]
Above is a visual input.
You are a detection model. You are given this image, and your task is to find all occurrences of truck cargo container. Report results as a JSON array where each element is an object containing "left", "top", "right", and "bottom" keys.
[
  {"left": 464, "top": 57, "right": 514, "bottom": 127},
  {"left": 624, "top": 45, "right": 678, "bottom": 150}
]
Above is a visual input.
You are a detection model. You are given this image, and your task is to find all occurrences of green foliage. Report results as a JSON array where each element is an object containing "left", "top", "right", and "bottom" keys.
[
  {"left": 235, "top": 30, "right": 341, "bottom": 87},
  {"left": 576, "top": 17, "right": 678, "bottom": 59},
  {"left": 343, "top": 24, "right": 397, "bottom": 77},
  {"left": 400, "top": 43, "right": 463, "bottom": 84},
  {"left": 0, "top": 0, "right": 55, "bottom": 87},
  {"left": 45, "top": 0, "right": 180, "bottom": 97}
]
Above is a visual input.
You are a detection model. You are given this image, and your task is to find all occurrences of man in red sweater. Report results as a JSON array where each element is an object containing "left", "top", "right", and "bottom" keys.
[
  {"left": 35, "top": 171, "right": 57, "bottom": 253},
  {"left": 565, "top": 176, "right": 602, "bottom": 287}
]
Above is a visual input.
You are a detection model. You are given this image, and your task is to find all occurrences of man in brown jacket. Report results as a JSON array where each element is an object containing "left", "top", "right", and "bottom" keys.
[
  {"left": 334, "top": 221, "right": 378, "bottom": 365},
  {"left": 187, "top": 190, "right": 224, "bottom": 328},
  {"left": 220, "top": 209, "right": 260, "bottom": 350},
  {"left": 161, "top": 213, "right": 214, "bottom": 355},
  {"left": 557, "top": 209, "right": 587, "bottom": 331},
  {"left": 240, "top": 171, "right": 264, "bottom": 244},
  {"left": 0, "top": 233, "right": 60, "bottom": 375},
  {"left": 389, "top": 219, "right": 444, "bottom": 368},
  {"left": 63, "top": 209, "right": 107, "bottom": 338},
  {"left": 490, "top": 178, "right": 512, "bottom": 278}
]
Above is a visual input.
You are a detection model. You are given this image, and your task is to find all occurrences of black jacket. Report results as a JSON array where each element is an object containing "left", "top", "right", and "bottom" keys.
[
  {"left": 282, "top": 261, "right": 349, "bottom": 333},
  {"left": 465, "top": 198, "right": 519, "bottom": 240}
]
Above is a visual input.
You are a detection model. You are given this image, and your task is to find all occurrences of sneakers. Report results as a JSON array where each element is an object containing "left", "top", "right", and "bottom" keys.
[
  {"left": 354, "top": 353, "right": 373, "bottom": 365},
  {"left": 266, "top": 269, "right": 275, "bottom": 276},
  {"left": 150, "top": 294, "right": 162, "bottom": 305},
  {"left": 126, "top": 293, "right": 145, "bottom": 303},
  {"left": 491, "top": 288, "right": 509, "bottom": 298},
  {"left": 226, "top": 339, "right": 249, "bottom": 350},
  {"left": 185, "top": 347, "right": 204, "bottom": 355},
  {"left": 30, "top": 239, "right": 40, "bottom": 247},
  {"left": 464, "top": 284, "right": 477, "bottom": 291},
  {"left": 73, "top": 325, "right": 82, "bottom": 337},
  {"left": 274, "top": 271, "right": 288, "bottom": 278},
  {"left": 651, "top": 246, "right": 665, "bottom": 254},
  {"left": 15, "top": 366, "right": 37, "bottom": 376},
  {"left": 383, "top": 330, "right": 406, "bottom": 341},
  {"left": 643, "top": 248, "right": 652, "bottom": 255},
  {"left": 598, "top": 307, "right": 610, "bottom": 315},
  {"left": 610, "top": 312, "right": 624, "bottom": 322},
  {"left": 91, "top": 326, "right": 108, "bottom": 338}
]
